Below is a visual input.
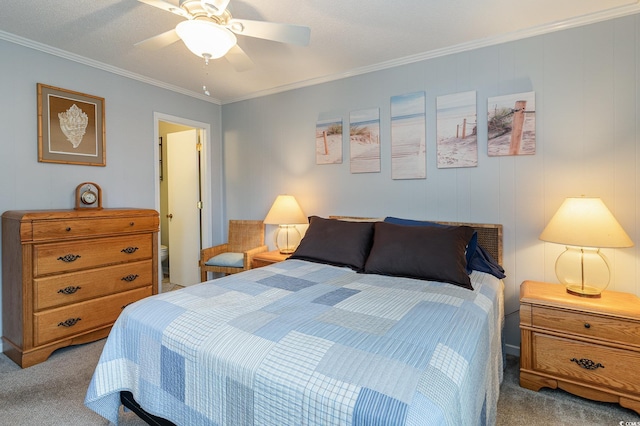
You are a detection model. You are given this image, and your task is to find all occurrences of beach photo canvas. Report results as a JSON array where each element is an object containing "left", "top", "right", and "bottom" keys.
[
  {"left": 316, "top": 117, "right": 343, "bottom": 164},
  {"left": 391, "top": 92, "right": 426, "bottom": 179},
  {"left": 436, "top": 91, "right": 478, "bottom": 169},
  {"left": 350, "top": 108, "right": 380, "bottom": 173},
  {"left": 487, "top": 91, "right": 536, "bottom": 156}
]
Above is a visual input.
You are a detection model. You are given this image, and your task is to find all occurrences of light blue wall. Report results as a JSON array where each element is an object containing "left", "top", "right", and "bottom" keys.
[
  {"left": 221, "top": 14, "right": 640, "bottom": 354},
  {"left": 0, "top": 39, "right": 224, "bottom": 335}
]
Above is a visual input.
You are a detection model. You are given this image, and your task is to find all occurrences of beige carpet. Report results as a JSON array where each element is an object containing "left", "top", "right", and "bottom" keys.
[{"left": 1, "top": 339, "right": 638, "bottom": 425}]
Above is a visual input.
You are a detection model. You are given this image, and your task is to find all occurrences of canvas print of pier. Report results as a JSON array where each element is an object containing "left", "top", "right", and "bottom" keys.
[
  {"left": 316, "top": 117, "right": 343, "bottom": 164},
  {"left": 487, "top": 91, "right": 536, "bottom": 156},
  {"left": 391, "top": 92, "right": 426, "bottom": 179},
  {"left": 436, "top": 91, "right": 478, "bottom": 169},
  {"left": 350, "top": 108, "right": 380, "bottom": 173}
]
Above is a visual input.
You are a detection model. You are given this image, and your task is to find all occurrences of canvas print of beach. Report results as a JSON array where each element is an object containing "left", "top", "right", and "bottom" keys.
[
  {"left": 316, "top": 117, "right": 343, "bottom": 164},
  {"left": 350, "top": 108, "right": 380, "bottom": 173},
  {"left": 436, "top": 91, "right": 478, "bottom": 169},
  {"left": 487, "top": 91, "right": 536, "bottom": 156},
  {"left": 391, "top": 92, "right": 426, "bottom": 179}
]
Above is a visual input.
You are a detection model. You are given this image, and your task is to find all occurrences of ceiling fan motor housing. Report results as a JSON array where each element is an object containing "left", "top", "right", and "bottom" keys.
[{"left": 179, "top": 0, "right": 230, "bottom": 22}]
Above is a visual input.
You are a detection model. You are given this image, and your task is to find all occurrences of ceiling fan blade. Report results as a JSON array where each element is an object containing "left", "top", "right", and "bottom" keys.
[
  {"left": 137, "top": 0, "right": 189, "bottom": 18},
  {"left": 227, "top": 19, "right": 310, "bottom": 46},
  {"left": 135, "top": 29, "right": 181, "bottom": 50},
  {"left": 225, "top": 44, "right": 255, "bottom": 72}
]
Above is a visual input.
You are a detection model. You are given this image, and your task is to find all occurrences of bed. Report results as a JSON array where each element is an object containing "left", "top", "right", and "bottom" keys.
[{"left": 85, "top": 216, "right": 505, "bottom": 425}]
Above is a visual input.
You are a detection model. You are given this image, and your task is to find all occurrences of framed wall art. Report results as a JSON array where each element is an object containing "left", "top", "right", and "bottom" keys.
[
  {"left": 391, "top": 91, "right": 426, "bottom": 179},
  {"left": 487, "top": 91, "right": 535, "bottom": 156},
  {"left": 350, "top": 107, "right": 380, "bottom": 173},
  {"left": 316, "top": 116, "right": 343, "bottom": 164},
  {"left": 37, "top": 83, "right": 106, "bottom": 166},
  {"left": 436, "top": 91, "right": 478, "bottom": 168}
]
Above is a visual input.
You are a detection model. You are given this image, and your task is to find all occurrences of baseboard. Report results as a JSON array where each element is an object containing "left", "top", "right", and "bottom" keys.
[{"left": 504, "top": 343, "right": 520, "bottom": 357}]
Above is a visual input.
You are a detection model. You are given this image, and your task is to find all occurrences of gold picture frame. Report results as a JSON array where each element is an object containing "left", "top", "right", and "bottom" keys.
[{"left": 37, "top": 83, "right": 106, "bottom": 166}]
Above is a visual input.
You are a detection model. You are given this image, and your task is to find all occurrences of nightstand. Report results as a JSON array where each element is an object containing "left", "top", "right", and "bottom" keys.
[
  {"left": 252, "top": 250, "right": 290, "bottom": 268},
  {"left": 519, "top": 280, "right": 640, "bottom": 414}
]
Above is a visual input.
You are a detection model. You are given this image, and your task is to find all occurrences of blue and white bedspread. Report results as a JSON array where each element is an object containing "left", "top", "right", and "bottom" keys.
[{"left": 85, "top": 260, "right": 504, "bottom": 425}]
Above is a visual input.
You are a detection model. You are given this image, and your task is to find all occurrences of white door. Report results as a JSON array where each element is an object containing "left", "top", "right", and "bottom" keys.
[{"left": 167, "top": 129, "right": 201, "bottom": 286}]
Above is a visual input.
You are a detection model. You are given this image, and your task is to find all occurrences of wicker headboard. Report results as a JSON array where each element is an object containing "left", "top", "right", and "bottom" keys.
[{"left": 328, "top": 216, "right": 503, "bottom": 265}]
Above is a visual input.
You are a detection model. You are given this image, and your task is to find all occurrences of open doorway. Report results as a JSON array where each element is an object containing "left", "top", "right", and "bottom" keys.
[{"left": 154, "top": 113, "right": 213, "bottom": 292}]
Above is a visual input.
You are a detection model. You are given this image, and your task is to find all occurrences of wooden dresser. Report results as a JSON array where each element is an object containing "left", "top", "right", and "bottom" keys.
[
  {"left": 2, "top": 208, "right": 159, "bottom": 368},
  {"left": 520, "top": 280, "right": 640, "bottom": 414}
]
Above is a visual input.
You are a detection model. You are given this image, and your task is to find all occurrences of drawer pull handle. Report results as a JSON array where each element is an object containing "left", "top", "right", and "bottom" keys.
[
  {"left": 121, "top": 246, "right": 139, "bottom": 254},
  {"left": 121, "top": 274, "right": 139, "bottom": 282},
  {"left": 584, "top": 323, "right": 591, "bottom": 329},
  {"left": 58, "top": 286, "right": 81, "bottom": 295},
  {"left": 570, "top": 358, "right": 604, "bottom": 370},
  {"left": 58, "top": 318, "right": 81, "bottom": 327},
  {"left": 66, "top": 227, "right": 71, "bottom": 232},
  {"left": 57, "top": 254, "right": 81, "bottom": 262},
  {"left": 130, "top": 222, "right": 135, "bottom": 226}
]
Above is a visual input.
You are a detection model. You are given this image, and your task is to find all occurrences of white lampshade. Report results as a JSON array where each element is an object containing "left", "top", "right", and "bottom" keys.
[
  {"left": 176, "top": 20, "right": 236, "bottom": 60},
  {"left": 264, "top": 195, "right": 307, "bottom": 225},
  {"left": 540, "top": 197, "right": 633, "bottom": 297},
  {"left": 264, "top": 195, "right": 307, "bottom": 254}
]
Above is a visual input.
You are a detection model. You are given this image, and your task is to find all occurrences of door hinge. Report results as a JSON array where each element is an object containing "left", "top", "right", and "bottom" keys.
[
  {"left": 196, "top": 142, "right": 202, "bottom": 152},
  {"left": 197, "top": 201, "right": 203, "bottom": 209}
]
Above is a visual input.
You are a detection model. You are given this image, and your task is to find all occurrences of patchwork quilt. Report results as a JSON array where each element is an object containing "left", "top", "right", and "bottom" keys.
[{"left": 85, "top": 260, "right": 504, "bottom": 425}]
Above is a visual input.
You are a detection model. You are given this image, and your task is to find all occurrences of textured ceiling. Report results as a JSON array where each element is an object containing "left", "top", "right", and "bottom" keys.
[{"left": 0, "top": 0, "right": 638, "bottom": 104}]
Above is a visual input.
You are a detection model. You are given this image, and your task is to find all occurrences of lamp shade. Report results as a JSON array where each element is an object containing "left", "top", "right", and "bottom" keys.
[
  {"left": 264, "top": 195, "right": 307, "bottom": 225},
  {"left": 540, "top": 197, "right": 633, "bottom": 297},
  {"left": 539, "top": 197, "right": 633, "bottom": 248},
  {"left": 176, "top": 20, "right": 236, "bottom": 59}
]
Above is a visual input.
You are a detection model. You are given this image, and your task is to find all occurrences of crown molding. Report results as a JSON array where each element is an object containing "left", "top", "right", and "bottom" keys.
[
  {"left": 1, "top": 2, "right": 638, "bottom": 106},
  {"left": 223, "top": 3, "right": 640, "bottom": 104},
  {"left": 0, "top": 30, "right": 222, "bottom": 105}
]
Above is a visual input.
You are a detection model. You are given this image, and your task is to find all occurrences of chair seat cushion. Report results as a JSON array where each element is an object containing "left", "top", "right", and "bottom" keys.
[{"left": 205, "top": 252, "right": 244, "bottom": 268}]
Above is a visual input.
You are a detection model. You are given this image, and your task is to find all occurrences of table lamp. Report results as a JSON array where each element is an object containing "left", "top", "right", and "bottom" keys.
[
  {"left": 539, "top": 197, "right": 633, "bottom": 297},
  {"left": 264, "top": 195, "right": 308, "bottom": 254}
]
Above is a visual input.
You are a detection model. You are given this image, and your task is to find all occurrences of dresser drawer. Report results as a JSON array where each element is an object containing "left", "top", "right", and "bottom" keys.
[
  {"left": 34, "top": 260, "right": 153, "bottom": 311},
  {"left": 533, "top": 333, "right": 640, "bottom": 395},
  {"left": 31, "top": 216, "right": 158, "bottom": 241},
  {"left": 33, "top": 286, "right": 152, "bottom": 346},
  {"left": 33, "top": 234, "right": 153, "bottom": 276},
  {"left": 532, "top": 306, "right": 640, "bottom": 346}
]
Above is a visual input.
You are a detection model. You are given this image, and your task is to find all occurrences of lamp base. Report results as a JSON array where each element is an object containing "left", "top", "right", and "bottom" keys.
[
  {"left": 274, "top": 225, "right": 301, "bottom": 255},
  {"left": 556, "top": 246, "right": 610, "bottom": 298},
  {"left": 565, "top": 283, "right": 602, "bottom": 298}
]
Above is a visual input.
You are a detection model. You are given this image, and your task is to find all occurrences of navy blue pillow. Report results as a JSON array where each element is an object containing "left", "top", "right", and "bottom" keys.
[
  {"left": 468, "top": 244, "right": 506, "bottom": 279},
  {"left": 384, "top": 217, "right": 478, "bottom": 273}
]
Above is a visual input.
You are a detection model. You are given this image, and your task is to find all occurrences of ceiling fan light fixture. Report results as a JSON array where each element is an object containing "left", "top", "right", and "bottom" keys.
[
  {"left": 176, "top": 20, "right": 237, "bottom": 60},
  {"left": 200, "top": 0, "right": 230, "bottom": 16}
]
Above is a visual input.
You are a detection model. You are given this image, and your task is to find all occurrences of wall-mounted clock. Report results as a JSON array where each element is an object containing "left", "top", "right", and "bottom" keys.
[{"left": 74, "top": 182, "right": 103, "bottom": 210}]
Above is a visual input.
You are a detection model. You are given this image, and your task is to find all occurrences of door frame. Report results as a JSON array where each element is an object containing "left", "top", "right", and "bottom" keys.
[{"left": 153, "top": 112, "right": 213, "bottom": 286}]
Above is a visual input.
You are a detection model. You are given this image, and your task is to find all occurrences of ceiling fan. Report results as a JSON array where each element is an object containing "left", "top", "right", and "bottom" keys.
[{"left": 136, "top": 0, "right": 311, "bottom": 71}]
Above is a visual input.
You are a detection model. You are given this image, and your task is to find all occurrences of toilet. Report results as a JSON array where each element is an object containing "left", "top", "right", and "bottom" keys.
[{"left": 160, "top": 245, "right": 169, "bottom": 274}]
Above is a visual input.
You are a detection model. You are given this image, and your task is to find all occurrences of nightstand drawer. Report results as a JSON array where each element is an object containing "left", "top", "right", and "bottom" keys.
[
  {"left": 532, "top": 306, "right": 640, "bottom": 346},
  {"left": 533, "top": 333, "right": 640, "bottom": 395}
]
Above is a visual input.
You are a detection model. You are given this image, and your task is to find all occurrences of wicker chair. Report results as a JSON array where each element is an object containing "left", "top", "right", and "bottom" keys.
[{"left": 199, "top": 220, "right": 268, "bottom": 281}]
